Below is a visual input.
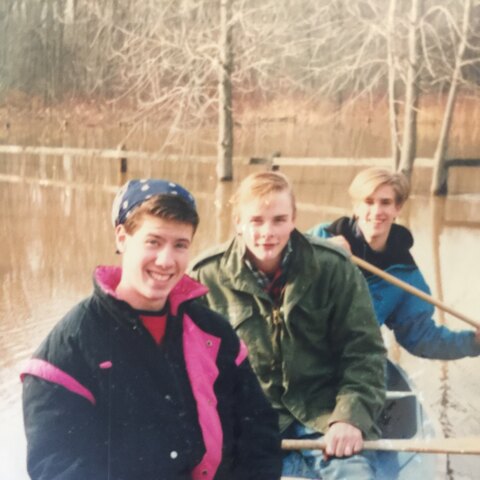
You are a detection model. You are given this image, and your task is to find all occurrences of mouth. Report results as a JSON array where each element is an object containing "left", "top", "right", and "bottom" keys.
[
  {"left": 147, "top": 270, "right": 173, "bottom": 282},
  {"left": 258, "top": 243, "right": 277, "bottom": 249}
]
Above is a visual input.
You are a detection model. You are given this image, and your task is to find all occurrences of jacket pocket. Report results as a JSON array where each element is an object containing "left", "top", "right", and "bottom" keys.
[{"left": 294, "top": 304, "right": 331, "bottom": 343}]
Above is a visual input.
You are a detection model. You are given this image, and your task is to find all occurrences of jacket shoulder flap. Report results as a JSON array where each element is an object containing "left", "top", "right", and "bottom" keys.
[{"left": 190, "top": 241, "right": 229, "bottom": 270}]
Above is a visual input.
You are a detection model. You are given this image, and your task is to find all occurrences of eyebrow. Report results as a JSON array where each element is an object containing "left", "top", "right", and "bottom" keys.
[
  {"left": 176, "top": 238, "right": 191, "bottom": 244},
  {"left": 365, "top": 196, "right": 394, "bottom": 202},
  {"left": 146, "top": 233, "right": 191, "bottom": 243}
]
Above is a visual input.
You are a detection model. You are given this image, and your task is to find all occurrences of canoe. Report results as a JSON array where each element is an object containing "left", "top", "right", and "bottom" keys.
[
  {"left": 376, "top": 359, "right": 443, "bottom": 479},
  {"left": 282, "top": 359, "right": 444, "bottom": 479}
]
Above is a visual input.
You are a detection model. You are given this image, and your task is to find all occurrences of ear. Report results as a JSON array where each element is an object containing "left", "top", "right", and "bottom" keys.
[
  {"left": 233, "top": 215, "right": 243, "bottom": 235},
  {"left": 352, "top": 201, "right": 361, "bottom": 218},
  {"left": 115, "top": 224, "right": 127, "bottom": 254},
  {"left": 395, "top": 202, "right": 404, "bottom": 216}
]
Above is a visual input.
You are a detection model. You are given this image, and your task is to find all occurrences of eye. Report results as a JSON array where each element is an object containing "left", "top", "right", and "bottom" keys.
[{"left": 175, "top": 242, "right": 190, "bottom": 250}]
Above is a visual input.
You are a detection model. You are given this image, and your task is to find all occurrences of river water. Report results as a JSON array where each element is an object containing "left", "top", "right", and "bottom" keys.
[{"left": 0, "top": 154, "right": 479, "bottom": 479}]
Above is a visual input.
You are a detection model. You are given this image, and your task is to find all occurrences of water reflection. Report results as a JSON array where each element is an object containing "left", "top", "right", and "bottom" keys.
[{"left": 1, "top": 157, "right": 479, "bottom": 479}]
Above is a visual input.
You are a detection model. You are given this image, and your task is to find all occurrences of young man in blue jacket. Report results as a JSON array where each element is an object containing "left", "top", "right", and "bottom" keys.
[
  {"left": 21, "top": 179, "right": 282, "bottom": 480},
  {"left": 308, "top": 167, "right": 480, "bottom": 359}
]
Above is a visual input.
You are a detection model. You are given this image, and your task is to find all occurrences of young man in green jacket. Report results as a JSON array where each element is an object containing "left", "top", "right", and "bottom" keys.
[{"left": 189, "top": 171, "right": 387, "bottom": 479}]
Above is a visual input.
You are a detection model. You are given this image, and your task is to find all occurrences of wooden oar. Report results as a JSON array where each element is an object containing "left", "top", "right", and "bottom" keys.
[
  {"left": 351, "top": 255, "right": 480, "bottom": 329},
  {"left": 282, "top": 436, "right": 480, "bottom": 455}
]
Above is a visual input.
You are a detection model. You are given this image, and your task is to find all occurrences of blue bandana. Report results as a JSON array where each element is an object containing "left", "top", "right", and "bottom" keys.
[{"left": 112, "top": 179, "right": 196, "bottom": 226}]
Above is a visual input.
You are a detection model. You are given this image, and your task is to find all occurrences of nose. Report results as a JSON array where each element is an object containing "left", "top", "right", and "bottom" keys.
[
  {"left": 370, "top": 202, "right": 383, "bottom": 216},
  {"left": 259, "top": 221, "right": 274, "bottom": 237},
  {"left": 154, "top": 246, "right": 175, "bottom": 268}
]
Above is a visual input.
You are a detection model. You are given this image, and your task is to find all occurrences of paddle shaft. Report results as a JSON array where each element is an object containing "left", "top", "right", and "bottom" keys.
[
  {"left": 282, "top": 437, "right": 480, "bottom": 455},
  {"left": 351, "top": 255, "right": 480, "bottom": 329}
]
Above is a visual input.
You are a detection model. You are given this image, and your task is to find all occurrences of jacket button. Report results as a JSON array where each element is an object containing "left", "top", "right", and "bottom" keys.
[
  {"left": 170, "top": 451, "right": 178, "bottom": 459},
  {"left": 201, "top": 469, "right": 208, "bottom": 475},
  {"left": 206, "top": 340, "right": 213, "bottom": 347}
]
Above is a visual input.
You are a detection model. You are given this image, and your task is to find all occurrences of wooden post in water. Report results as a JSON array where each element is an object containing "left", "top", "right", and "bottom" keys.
[
  {"left": 119, "top": 144, "right": 128, "bottom": 174},
  {"left": 120, "top": 157, "right": 127, "bottom": 174}
]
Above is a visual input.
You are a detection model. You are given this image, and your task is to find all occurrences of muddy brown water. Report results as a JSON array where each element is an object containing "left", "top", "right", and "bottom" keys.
[{"left": 1, "top": 155, "right": 479, "bottom": 479}]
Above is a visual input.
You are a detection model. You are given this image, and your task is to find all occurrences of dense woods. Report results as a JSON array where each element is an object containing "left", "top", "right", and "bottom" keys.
[{"left": 2, "top": 0, "right": 480, "bottom": 190}]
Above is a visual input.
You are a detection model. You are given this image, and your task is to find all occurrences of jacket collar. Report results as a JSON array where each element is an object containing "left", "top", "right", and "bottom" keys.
[
  {"left": 326, "top": 216, "right": 416, "bottom": 274},
  {"left": 94, "top": 266, "right": 208, "bottom": 315},
  {"left": 283, "top": 230, "right": 318, "bottom": 314},
  {"left": 218, "top": 238, "right": 269, "bottom": 299}
]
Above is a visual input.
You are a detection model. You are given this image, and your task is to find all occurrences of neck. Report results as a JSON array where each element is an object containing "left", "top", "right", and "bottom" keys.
[
  {"left": 115, "top": 283, "right": 166, "bottom": 312},
  {"left": 363, "top": 233, "right": 388, "bottom": 252},
  {"left": 248, "top": 253, "right": 280, "bottom": 277}
]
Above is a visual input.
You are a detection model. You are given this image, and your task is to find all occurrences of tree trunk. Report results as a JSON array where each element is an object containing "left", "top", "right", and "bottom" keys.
[
  {"left": 398, "top": 0, "right": 421, "bottom": 179},
  {"left": 431, "top": 0, "right": 472, "bottom": 195},
  {"left": 217, "top": 0, "right": 233, "bottom": 181},
  {"left": 387, "top": 0, "right": 400, "bottom": 169}
]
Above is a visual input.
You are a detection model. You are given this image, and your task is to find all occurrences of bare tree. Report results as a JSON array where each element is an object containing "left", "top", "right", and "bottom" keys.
[
  {"left": 430, "top": 0, "right": 473, "bottom": 194},
  {"left": 387, "top": 0, "right": 401, "bottom": 168},
  {"left": 398, "top": 0, "right": 422, "bottom": 179},
  {"left": 217, "top": 0, "right": 234, "bottom": 180}
]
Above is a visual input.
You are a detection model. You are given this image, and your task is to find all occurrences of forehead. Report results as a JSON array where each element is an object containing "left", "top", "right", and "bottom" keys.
[
  {"left": 365, "top": 183, "right": 396, "bottom": 200},
  {"left": 237, "top": 190, "right": 294, "bottom": 217},
  {"left": 135, "top": 215, "right": 194, "bottom": 239}
]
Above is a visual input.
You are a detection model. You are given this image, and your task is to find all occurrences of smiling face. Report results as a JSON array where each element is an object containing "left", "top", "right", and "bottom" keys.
[
  {"left": 354, "top": 183, "right": 402, "bottom": 251},
  {"left": 115, "top": 215, "right": 194, "bottom": 311},
  {"left": 235, "top": 190, "right": 295, "bottom": 275}
]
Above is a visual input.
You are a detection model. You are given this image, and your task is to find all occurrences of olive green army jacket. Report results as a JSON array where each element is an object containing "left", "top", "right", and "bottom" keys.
[{"left": 189, "top": 230, "right": 386, "bottom": 439}]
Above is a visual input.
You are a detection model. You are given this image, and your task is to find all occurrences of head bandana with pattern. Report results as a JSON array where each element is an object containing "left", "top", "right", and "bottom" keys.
[{"left": 111, "top": 179, "right": 197, "bottom": 226}]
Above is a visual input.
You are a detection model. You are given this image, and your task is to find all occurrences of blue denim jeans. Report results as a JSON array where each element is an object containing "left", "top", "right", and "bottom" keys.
[{"left": 282, "top": 422, "right": 378, "bottom": 480}]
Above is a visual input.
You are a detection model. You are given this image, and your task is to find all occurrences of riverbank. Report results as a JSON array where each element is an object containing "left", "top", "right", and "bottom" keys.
[{"left": 3, "top": 92, "right": 480, "bottom": 158}]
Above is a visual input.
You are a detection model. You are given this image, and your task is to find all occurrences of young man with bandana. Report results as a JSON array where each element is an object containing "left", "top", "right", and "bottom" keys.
[
  {"left": 21, "top": 179, "right": 282, "bottom": 480},
  {"left": 190, "top": 171, "right": 386, "bottom": 480}
]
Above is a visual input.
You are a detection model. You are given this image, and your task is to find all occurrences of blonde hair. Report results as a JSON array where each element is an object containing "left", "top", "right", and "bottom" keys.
[
  {"left": 348, "top": 168, "right": 410, "bottom": 206},
  {"left": 231, "top": 171, "right": 296, "bottom": 218}
]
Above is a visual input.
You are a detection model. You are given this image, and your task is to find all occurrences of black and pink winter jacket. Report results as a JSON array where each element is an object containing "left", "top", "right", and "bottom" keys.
[{"left": 21, "top": 266, "right": 282, "bottom": 480}]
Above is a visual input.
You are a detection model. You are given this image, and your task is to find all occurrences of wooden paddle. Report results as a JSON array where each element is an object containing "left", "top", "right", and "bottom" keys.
[
  {"left": 282, "top": 436, "right": 480, "bottom": 455},
  {"left": 351, "top": 255, "right": 480, "bottom": 329}
]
